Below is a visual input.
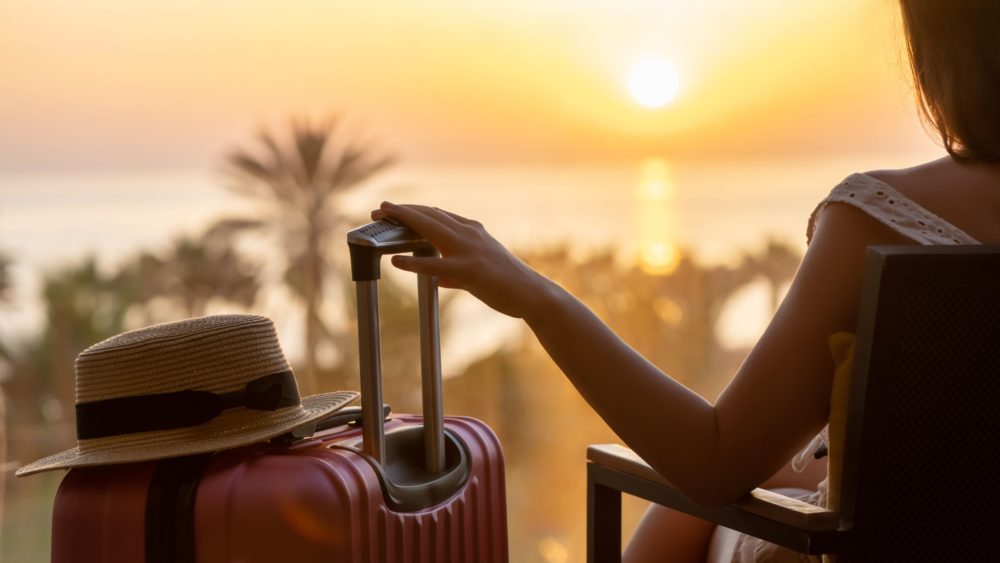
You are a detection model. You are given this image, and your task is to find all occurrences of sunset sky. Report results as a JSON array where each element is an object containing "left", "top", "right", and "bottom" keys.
[
  {"left": 0, "top": 0, "right": 940, "bottom": 173},
  {"left": 0, "top": 5, "right": 951, "bottom": 560}
]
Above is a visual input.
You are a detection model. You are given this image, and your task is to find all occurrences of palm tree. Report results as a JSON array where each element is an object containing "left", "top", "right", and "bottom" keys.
[
  {"left": 116, "top": 233, "right": 260, "bottom": 320},
  {"left": 211, "top": 117, "right": 394, "bottom": 394},
  {"left": 39, "top": 259, "right": 133, "bottom": 417},
  {"left": 166, "top": 235, "right": 260, "bottom": 317}
]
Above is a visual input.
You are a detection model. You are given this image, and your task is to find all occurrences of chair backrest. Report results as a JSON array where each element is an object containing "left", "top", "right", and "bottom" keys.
[{"left": 839, "top": 245, "right": 1000, "bottom": 561}]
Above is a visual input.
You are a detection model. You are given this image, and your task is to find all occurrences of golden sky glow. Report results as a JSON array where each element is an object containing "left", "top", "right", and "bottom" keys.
[{"left": 0, "top": 0, "right": 938, "bottom": 171}]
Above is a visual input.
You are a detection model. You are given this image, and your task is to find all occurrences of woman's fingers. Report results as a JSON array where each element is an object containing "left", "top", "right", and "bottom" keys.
[
  {"left": 371, "top": 204, "right": 490, "bottom": 291},
  {"left": 402, "top": 204, "right": 467, "bottom": 232},
  {"left": 379, "top": 202, "right": 457, "bottom": 243},
  {"left": 374, "top": 203, "right": 480, "bottom": 236},
  {"left": 390, "top": 254, "right": 459, "bottom": 279},
  {"left": 435, "top": 208, "right": 482, "bottom": 228},
  {"left": 385, "top": 245, "right": 463, "bottom": 289}
]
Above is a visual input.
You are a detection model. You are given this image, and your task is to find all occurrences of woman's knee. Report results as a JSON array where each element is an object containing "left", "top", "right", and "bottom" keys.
[{"left": 624, "top": 504, "right": 717, "bottom": 563}]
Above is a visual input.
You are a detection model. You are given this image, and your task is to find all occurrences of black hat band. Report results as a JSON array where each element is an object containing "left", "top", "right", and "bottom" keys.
[{"left": 75, "top": 370, "right": 301, "bottom": 440}]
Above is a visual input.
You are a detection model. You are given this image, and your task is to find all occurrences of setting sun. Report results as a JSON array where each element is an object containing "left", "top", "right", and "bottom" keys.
[{"left": 628, "top": 58, "right": 681, "bottom": 108}]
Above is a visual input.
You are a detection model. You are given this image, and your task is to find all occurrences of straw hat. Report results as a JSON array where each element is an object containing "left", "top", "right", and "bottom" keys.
[{"left": 17, "top": 314, "right": 358, "bottom": 476}]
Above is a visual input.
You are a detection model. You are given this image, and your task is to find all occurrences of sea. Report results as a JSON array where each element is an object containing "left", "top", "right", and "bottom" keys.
[{"left": 0, "top": 151, "right": 939, "bottom": 370}]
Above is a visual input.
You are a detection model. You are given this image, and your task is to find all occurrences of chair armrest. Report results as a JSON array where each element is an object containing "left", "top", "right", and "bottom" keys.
[{"left": 588, "top": 443, "right": 839, "bottom": 533}]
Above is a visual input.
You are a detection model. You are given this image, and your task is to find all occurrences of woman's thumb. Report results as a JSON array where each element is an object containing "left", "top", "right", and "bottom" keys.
[{"left": 391, "top": 255, "right": 449, "bottom": 277}]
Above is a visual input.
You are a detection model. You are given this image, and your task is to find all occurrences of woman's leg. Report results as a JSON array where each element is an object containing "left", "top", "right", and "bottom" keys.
[
  {"left": 623, "top": 503, "right": 717, "bottom": 563},
  {"left": 622, "top": 457, "right": 825, "bottom": 563}
]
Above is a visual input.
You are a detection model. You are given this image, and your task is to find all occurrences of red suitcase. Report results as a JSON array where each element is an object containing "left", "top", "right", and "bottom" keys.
[
  {"left": 53, "top": 412, "right": 507, "bottom": 562},
  {"left": 50, "top": 219, "right": 509, "bottom": 562}
]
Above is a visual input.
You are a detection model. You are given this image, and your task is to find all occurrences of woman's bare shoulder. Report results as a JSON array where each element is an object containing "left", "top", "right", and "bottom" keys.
[
  {"left": 863, "top": 157, "right": 1000, "bottom": 243},
  {"left": 865, "top": 156, "right": 994, "bottom": 189}
]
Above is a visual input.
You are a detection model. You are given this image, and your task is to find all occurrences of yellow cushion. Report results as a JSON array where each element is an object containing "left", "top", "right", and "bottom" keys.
[{"left": 825, "top": 332, "right": 856, "bottom": 512}]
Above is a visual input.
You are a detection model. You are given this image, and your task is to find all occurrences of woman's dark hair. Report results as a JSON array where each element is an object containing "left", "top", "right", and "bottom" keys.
[{"left": 899, "top": 1, "right": 1000, "bottom": 162}]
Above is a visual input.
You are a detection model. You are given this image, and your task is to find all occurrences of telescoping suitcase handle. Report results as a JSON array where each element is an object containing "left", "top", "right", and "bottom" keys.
[{"left": 347, "top": 219, "right": 445, "bottom": 472}]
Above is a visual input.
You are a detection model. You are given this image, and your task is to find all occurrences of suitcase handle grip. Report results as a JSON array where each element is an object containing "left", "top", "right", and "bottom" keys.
[
  {"left": 347, "top": 218, "right": 434, "bottom": 282},
  {"left": 348, "top": 220, "right": 446, "bottom": 473},
  {"left": 349, "top": 240, "right": 433, "bottom": 281}
]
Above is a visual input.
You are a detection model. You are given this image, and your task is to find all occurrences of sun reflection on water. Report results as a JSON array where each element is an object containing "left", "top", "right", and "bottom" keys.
[{"left": 637, "top": 158, "right": 680, "bottom": 275}]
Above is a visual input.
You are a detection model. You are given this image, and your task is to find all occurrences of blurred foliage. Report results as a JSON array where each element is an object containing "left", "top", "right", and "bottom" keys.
[
  {"left": 0, "top": 248, "right": 10, "bottom": 557},
  {"left": 0, "top": 216, "right": 801, "bottom": 563},
  {"left": 445, "top": 241, "right": 800, "bottom": 561},
  {"left": 115, "top": 234, "right": 260, "bottom": 322},
  {"left": 0, "top": 251, "right": 11, "bottom": 363},
  {"left": 0, "top": 119, "right": 804, "bottom": 563},
  {"left": 2, "top": 232, "right": 262, "bottom": 478},
  {"left": 0, "top": 233, "right": 263, "bottom": 562},
  {"left": 0, "top": 251, "right": 11, "bottom": 306},
  {"left": 326, "top": 270, "right": 458, "bottom": 412}
]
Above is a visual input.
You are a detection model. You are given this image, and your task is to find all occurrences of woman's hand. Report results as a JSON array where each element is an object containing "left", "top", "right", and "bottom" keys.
[{"left": 372, "top": 202, "right": 557, "bottom": 320}]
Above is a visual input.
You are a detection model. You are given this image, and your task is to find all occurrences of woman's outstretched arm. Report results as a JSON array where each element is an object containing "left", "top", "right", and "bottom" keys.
[{"left": 376, "top": 201, "right": 907, "bottom": 506}]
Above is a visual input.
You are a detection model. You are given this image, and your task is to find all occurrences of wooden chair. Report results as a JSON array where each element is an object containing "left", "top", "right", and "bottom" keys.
[{"left": 587, "top": 245, "right": 1000, "bottom": 562}]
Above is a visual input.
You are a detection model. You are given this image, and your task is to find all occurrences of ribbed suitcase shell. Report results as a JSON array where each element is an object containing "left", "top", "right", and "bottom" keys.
[{"left": 52, "top": 415, "right": 508, "bottom": 563}]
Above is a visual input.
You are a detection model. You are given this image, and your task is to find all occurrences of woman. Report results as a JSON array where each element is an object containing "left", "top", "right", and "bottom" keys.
[{"left": 375, "top": 1, "right": 1000, "bottom": 560}]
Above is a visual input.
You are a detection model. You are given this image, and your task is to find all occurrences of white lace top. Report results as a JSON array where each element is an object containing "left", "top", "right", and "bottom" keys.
[
  {"left": 806, "top": 172, "right": 980, "bottom": 246},
  {"left": 793, "top": 172, "right": 981, "bottom": 472}
]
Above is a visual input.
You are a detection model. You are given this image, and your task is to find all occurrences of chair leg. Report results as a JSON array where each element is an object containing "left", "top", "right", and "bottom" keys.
[{"left": 588, "top": 463, "right": 622, "bottom": 563}]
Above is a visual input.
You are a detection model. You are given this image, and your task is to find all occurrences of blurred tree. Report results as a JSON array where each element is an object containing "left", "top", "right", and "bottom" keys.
[
  {"left": 5, "top": 238, "right": 261, "bottom": 465},
  {"left": 522, "top": 247, "right": 759, "bottom": 390},
  {"left": 449, "top": 241, "right": 802, "bottom": 561},
  {"left": 211, "top": 118, "right": 394, "bottom": 394},
  {"left": 116, "top": 233, "right": 260, "bottom": 321},
  {"left": 0, "top": 257, "right": 143, "bottom": 563},
  {"left": 37, "top": 259, "right": 132, "bottom": 419},
  {"left": 0, "top": 251, "right": 11, "bottom": 307},
  {"left": 745, "top": 237, "right": 801, "bottom": 312},
  {"left": 0, "top": 250, "right": 10, "bottom": 549},
  {"left": 0, "top": 251, "right": 11, "bottom": 362},
  {"left": 1, "top": 258, "right": 135, "bottom": 465},
  {"left": 112, "top": 251, "right": 166, "bottom": 327},
  {"left": 327, "top": 270, "right": 456, "bottom": 407}
]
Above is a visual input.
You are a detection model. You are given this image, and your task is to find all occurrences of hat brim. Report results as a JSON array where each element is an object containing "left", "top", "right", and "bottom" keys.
[{"left": 16, "top": 391, "right": 358, "bottom": 477}]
